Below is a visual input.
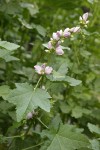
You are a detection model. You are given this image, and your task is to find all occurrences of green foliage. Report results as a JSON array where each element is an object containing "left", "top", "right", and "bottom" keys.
[
  {"left": 0, "top": 41, "right": 20, "bottom": 61},
  {"left": 43, "top": 125, "right": 90, "bottom": 150},
  {"left": 6, "top": 83, "right": 51, "bottom": 122},
  {"left": 0, "top": 0, "right": 100, "bottom": 149}
]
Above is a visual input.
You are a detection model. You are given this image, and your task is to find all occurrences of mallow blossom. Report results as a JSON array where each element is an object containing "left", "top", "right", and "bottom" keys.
[
  {"left": 56, "top": 45, "right": 64, "bottom": 55},
  {"left": 70, "top": 27, "right": 80, "bottom": 33},
  {"left": 34, "top": 65, "right": 44, "bottom": 74},
  {"left": 34, "top": 63, "right": 53, "bottom": 75},
  {"left": 63, "top": 28, "right": 71, "bottom": 37},
  {"left": 52, "top": 32, "right": 59, "bottom": 40},
  {"left": 56, "top": 30, "right": 63, "bottom": 37},
  {"left": 79, "top": 12, "right": 89, "bottom": 24},
  {"left": 45, "top": 13, "right": 89, "bottom": 56},
  {"left": 45, "top": 66, "right": 53, "bottom": 74},
  {"left": 47, "top": 27, "right": 80, "bottom": 55}
]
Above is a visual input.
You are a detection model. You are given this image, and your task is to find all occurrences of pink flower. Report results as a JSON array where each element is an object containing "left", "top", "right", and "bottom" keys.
[
  {"left": 70, "top": 27, "right": 80, "bottom": 33},
  {"left": 45, "top": 66, "right": 53, "bottom": 74},
  {"left": 34, "top": 65, "right": 43, "bottom": 74},
  {"left": 83, "top": 12, "right": 89, "bottom": 21},
  {"left": 48, "top": 41, "right": 52, "bottom": 49},
  {"left": 56, "top": 30, "right": 63, "bottom": 37},
  {"left": 79, "top": 12, "right": 89, "bottom": 24},
  {"left": 56, "top": 45, "right": 64, "bottom": 55},
  {"left": 52, "top": 33, "right": 59, "bottom": 40},
  {"left": 27, "top": 112, "right": 33, "bottom": 119},
  {"left": 63, "top": 28, "right": 71, "bottom": 38},
  {"left": 34, "top": 64, "right": 53, "bottom": 75}
]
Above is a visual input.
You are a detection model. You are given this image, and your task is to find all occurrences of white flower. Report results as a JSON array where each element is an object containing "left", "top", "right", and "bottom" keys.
[
  {"left": 52, "top": 32, "right": 59, "bottom": 40},
  {"left": 83, "top": 12, "right": 89, "bottom": 21},
  {"left": 79, "top": 12, "right": 89, "bottom": 24}
]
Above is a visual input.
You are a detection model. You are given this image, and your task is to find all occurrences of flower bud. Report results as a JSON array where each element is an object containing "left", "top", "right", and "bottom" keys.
[
  {"left": 45, "top": 49, "right": 50, "bottom": 53},
  {"left": 41, "top": 85, "right": 46, "bottom": 89},
  {"left": 48, "top": 41, "right": 53, "bottom": 49},
  {"left": 86, "top": 20, "right": 89, "bottom": 24},
  {"left": 79, "top": 16, "right": 82, "bottom": 21},
  {"left": 27, "top": 112, "right": 33, "bottom": 119},
  {"left": 56, "top": 45, "right": 64, "bottom": 55},
  {"left": 45, "top": 66, "right": 53, "bottom": 75}
]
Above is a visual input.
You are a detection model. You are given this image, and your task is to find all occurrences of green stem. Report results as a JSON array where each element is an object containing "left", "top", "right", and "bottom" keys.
[
  {"left": 24, "top": 76, "right": 42, "bottom": 137},
  {"left": 34, "top": 76, "right": 42, "bottom": 91},
  {"left": 24, "top": 122, "right": 33, "bottom": 137},
  {"left": 5, "top": 135, "right": 22, "bottom": 139},
  {"left": 7, "top": 134, "right": 23, "bottom": 150},
  {"left": 22, "top": 142, "right": 43, "bottom": 150},
  {"left": 37, "top": 118, "right": 49, "bottom": 129}
]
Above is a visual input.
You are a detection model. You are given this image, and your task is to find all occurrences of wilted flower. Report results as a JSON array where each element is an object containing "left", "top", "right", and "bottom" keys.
[
  {"left": 56, "top": 45, "right": 64, "bottom": 55},
  {"left": 26, "top": 112, "right": 33, "bottom": 119},
  {"left": 45, "top": 66, "right": 53, "bottom": 74},
  {"left": 34, "top": 63, "right": 53, "bottom": 75}
]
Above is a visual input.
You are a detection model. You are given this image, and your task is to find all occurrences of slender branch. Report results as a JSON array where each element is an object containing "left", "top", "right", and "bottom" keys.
[
  {"left": 22, "top": 142, "right": 43, "bottom": 150},
  {"left": 5, "top": 135, "right": 22, "bottom": 139},
  {"left": 37, "top": 118, "right": 49, "bottom": 129},
  {"left": 24, "top": 121, "right": 33, "bottom": 137},
  {"left": 34, "top": 76, "right": 42, "bottom": 91},
  {"left": 7, "top": 134, "right": 23, "bottom": 150}
]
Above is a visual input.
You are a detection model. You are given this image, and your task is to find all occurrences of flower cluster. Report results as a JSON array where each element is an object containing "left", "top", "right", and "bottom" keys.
[
  {"left": 34, "top": 63, "right": 53, "bottom": 75},
  {"left": 46, "top": 12, "right": 89, "bottom": 56},
  {"left": 34, "top": 12, "right": 89, "bottom": 75},
  {"left": 47, "top": 26, "right": 80, "bottom": 55}
]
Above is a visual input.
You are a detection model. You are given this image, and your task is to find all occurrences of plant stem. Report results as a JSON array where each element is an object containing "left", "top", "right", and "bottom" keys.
[
  {"left": 24, "top": 121, "right": 33, "bottom": 137},
  {"left": 7, "top": 134, "right": 23, "bottom": 150},
  {"left": 5, "top": 135, "right": 22, "bottom": 139},
  {"left": 37, "top": 118, "right": 49, "bottom": 129},
  {"left": 34, "top": 76, "right": 42, "bottom": 91},
  {"left": 22, "top": 142, "right": 43, "bottom": 150}
]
